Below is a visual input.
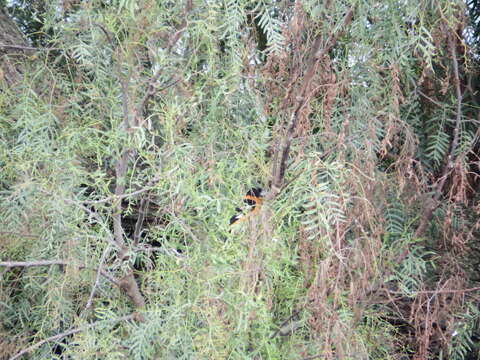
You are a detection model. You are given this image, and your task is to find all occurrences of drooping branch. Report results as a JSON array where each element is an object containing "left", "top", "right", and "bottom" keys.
[
  {"left": 270, "top": 8, "right": 354, "bottom": 196},
  {"left": 414, "top": 31, "right": 464, "bottom": 239}
]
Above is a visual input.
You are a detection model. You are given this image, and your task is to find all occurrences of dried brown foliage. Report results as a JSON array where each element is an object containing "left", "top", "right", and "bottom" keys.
[{"left": 258, "top": 1, "right": 480, "bottom": 358}]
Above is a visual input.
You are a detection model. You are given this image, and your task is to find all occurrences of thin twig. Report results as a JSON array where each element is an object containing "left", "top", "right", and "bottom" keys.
[
  {"left": 302, "top": 354, "right": 323, "bottom": 360},
  {"left": 57, "top": 194, "right": 121, "bottom": 251},
  {"left": 0, "top": 260, "right": 118, "bottom": 286},
  {"left": 92, "top": 23, "right": 115, "bottom": 48},
  {"left": 0, "top": 232, "right": 38, "bottom": 238},
  {"left": 81, "top": 185, "right": 155, "bottom": 205},
  {"left": 84, "top": 246, "right": 112, "bottom": 311},
  {"left": 133, "top": 195, "right": 150, "bottom": 247},
  {"left": 136, "top": 71, "right": 171, "bottom": 125},
  {"left": 0, "top": 44, "right": 60, "bottom": 51},
  {"left": 9, "top": 314, "right": 134, "bottom": 360},
  {"left": 0, "top": 260, "right": 71, "bottom": 267},
  {"left": 167, "top": 210, "right": 200, "bottom": 243},
  {"left": 389, "top": 286, "right": 480, "bottom": 295},
  {"left": 416, "top": 88, "right": 444, "bottom": 107},
  {"left": 270, "top": 308, "right": 302, "bottom": 338}
]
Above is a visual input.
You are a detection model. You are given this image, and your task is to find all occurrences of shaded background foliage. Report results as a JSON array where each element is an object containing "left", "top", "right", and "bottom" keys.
[{"left": 1, "top": 0, "right": 480, "bottom": 359}]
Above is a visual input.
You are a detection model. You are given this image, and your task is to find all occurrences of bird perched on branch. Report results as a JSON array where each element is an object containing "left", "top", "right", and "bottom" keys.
[{"left": 229, "top": 188, "right": 265, "bottom": 225}]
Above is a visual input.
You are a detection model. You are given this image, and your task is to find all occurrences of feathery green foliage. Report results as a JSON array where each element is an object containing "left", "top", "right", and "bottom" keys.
[{"left": 1, "top": 0, "right": 480, "bottom": 359}]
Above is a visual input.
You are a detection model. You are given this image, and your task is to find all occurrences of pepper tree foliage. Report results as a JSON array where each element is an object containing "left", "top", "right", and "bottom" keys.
[{"left": 1, "top": 0, "right": 479, "bottom": 359}]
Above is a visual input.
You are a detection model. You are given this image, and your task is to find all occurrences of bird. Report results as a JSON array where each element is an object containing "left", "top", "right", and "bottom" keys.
[{"left": 229, "top": 187, "right": 264, "bottom": 225}]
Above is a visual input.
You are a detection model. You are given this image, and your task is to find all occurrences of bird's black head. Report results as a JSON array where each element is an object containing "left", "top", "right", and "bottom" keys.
[{"left": 246, "top": 187, "right": 263, "bottom": 198}]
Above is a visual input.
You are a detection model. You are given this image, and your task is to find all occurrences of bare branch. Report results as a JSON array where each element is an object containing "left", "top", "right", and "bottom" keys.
[
  {"left": 81, "top": 185, "right": 155, "bottom": 205},
  {"left": 0, "top": 44, "right": 60, "bottom": 51},
  {"left": 0, "top": 231, "right": 38, "bottom": 239},
  {"left": 416, "top": 88, "right": 444, "bottom": 108},
  {"left": 0, "top": 260, "right": 118, "bottom": 286},
  {"left": 113, "top": 69, "right": 133, "bottom": 258},
  {"left": 389, "top": 286, "right": 480, "bottom": 295},
  {"left": 0, "top": 260, "right": 70, "bottom": 267}
]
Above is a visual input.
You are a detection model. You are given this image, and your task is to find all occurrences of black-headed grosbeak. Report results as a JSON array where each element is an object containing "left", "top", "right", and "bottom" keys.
[{"left": 229, "top": 188, "right": 264, "bottom": 225}]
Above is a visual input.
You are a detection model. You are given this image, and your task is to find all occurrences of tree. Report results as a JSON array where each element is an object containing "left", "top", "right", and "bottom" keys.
[{"left": 1, "top": 1, "right": 479, "bottom": 359}]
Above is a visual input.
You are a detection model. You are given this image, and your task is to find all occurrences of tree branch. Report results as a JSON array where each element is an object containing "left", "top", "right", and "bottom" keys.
[
  {"left": 81, "top": 185, "right": 155, "bottom": 205},
  {"left": 0, "top": 44, "right": 60, "bottom": 51},
  {"left": 270, "top": 7, "right": 354, "bottom": 196},
  {"left": 84, "top": 246, "right": 112, "bottom": 311},
  {"left": 112, "top": 72, "right": 133, "bottom": 258},
  {"left": 112, "top": 63, "right": 146, "bottom": 313},
  {"left": 133, "top": 195, "right": 150, "bottom": 247},
  {"left": 389, "top": 286, "right": 480, "bottom": 295},
  {"left": 9, "top": 314, "right": 134, "bottom": 360},
  {"left": 414, "top": 31, "right": 463, "bottom": 239},
  {"left": 0, "top": 231, "right": 38, "bottom": 239},
  {"left": 0, "top": 260, "right": 71, "bottom": 267},
  {"left": 166, "top": 0, "right": 193, "bottom": 52},
  {"left": 53, "top": 194, "right": 121, "bottom": 251},
  {"left": 0, "top": 260, "right": 118, "bottom": 286}
]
